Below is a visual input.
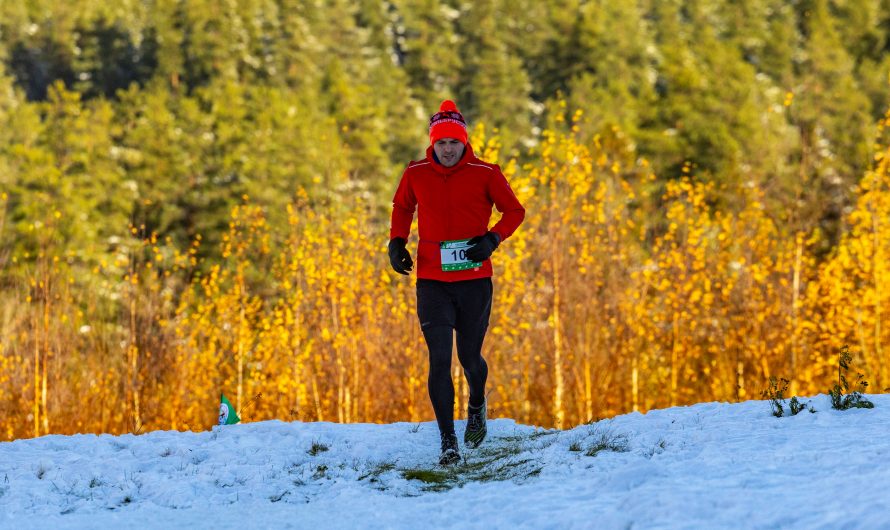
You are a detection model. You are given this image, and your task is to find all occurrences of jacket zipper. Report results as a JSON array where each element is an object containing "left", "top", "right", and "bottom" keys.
[{"left": 443, "top": 171, "right": 451, "bottom": 239}]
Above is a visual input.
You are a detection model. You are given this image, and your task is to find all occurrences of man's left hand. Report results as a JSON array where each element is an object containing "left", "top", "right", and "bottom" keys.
[{"left": 466, "top": 232, "right": 501, "bottom": 262}]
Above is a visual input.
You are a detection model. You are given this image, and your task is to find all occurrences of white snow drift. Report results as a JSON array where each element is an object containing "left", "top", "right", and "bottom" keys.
[{"left": 2, "top": 394, "right": 888, "bottom": 529}]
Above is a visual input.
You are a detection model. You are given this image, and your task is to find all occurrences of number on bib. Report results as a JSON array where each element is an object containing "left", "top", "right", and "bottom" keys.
[{"left": 440, "top": 239, "right": 482, "bottom": 271}]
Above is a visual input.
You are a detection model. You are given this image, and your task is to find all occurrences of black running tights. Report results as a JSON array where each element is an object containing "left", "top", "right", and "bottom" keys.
[{"left": 416, "top": 278, "right": 492, "bottom": 436}]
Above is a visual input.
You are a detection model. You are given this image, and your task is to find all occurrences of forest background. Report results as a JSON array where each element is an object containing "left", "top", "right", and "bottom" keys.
[{"left": 1, "top": 0, "right": 889, "bottom": 440}]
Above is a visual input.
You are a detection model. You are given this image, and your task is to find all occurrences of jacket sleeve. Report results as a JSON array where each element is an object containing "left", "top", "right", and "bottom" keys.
[
  {"left": 487, "top": 166, "right": 525, "bottom": 241},
  {"left": 390, "top": 167, "right": 416, "bottom": 240}
]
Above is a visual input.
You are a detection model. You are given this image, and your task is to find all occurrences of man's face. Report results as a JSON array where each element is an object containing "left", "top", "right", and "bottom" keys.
[{"left": 433, "top": 138, "right": 465, "bottom": 167}]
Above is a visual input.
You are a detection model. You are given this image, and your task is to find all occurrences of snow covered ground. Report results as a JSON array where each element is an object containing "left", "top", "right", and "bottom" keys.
[{"left": 2, "top": 394, "right": 888, "bottom": 529}]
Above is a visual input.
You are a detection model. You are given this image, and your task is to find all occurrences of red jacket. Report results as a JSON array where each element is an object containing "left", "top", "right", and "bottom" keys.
[{"left": 390, "top": 144, "right": 525, "bottom": 281}]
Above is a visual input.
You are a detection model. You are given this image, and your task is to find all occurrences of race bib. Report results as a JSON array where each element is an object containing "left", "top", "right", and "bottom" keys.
[{"left": 440, "top": 239, "right": 482, "bottom": 271}]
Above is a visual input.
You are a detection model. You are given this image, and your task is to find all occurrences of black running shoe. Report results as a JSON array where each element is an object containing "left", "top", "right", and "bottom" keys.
[
  {"left": 439, "top": 432, "right": 461, "bottom": 466},
  {"left": 464, "top": 399, "right": 487, "bottom": 448}
]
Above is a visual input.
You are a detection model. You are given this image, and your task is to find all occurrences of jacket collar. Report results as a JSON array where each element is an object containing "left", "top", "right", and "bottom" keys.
[{"left": 425, "top": 143, "right": 475, "bottom": 175}]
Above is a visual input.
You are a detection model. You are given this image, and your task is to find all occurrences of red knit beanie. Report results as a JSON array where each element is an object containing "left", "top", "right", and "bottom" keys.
[{"left": 429, "top": 100, "right": 468, "bottom": 145}]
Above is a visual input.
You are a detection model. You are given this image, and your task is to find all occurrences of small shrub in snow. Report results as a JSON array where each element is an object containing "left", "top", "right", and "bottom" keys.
[
  {"left": 270, "top": 490, "right": 290, "bottom": 503},
  {"left": 644, "top": 438, "right": 668, "bottom": 459},
  {"left": 308, "top": 441, "right": 329, "bottom": 456},
  {"left": 583, "top": 428, "right": 630, "bottom": 457},
  {"left": 828, "top": 345, "right": 874, "bottom": 411},
  {"left": 312, "top": 464, "right": 328, "bottom": 480},
  {"left": 761, "top": 377, "right": 814, "bottom": 417},
  {"left": 789, "top": 396, "right": 812, "bottom": 415}
]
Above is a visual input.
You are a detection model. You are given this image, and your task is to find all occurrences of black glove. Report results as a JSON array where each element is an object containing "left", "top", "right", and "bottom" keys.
[
  {"left": 388, "top": 237, "right": 413, "bottom": 275},
  {"left": 466, "top": 232, "right": 501, "bottom": 262}
]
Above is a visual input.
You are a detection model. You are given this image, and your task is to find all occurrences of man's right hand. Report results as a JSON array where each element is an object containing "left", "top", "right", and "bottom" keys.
[{"left": 388, "top": 237, "right": 413, "bottom": 275}]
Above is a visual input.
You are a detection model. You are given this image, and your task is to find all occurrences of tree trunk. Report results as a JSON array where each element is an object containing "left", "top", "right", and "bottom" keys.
[
  {"left": 553, "top": 260, "right": 564, "bottom": 428},
  {"left": 790, "top": 233, "right": 802, "bottom": 396},
  {"left": 670, "top": 312, "right": 679, "bottom": 407}
]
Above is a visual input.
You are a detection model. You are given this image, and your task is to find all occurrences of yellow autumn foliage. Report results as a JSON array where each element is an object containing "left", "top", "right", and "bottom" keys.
[{"left": 1, "top": 117, "right": 889, "bottom": 439}]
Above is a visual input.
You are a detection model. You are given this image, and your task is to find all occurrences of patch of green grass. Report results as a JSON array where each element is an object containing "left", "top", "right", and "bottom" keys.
[
  {"left": 400, "top": 468, "right": 453, "bottom": 492},
  {"left": 474, "top": 457, "right": 540, "bottom": 483},
  {"left": 477, "top": 440, "right": 524, "bottom": 459},
  {"left": 399, "top": 434, "right": 548, "bottom": 491},
  {"left": 402, "top": 468, "right": 450, "bottom": 483},
  {"left": 359, "top": 461, "right": 397, "bottom": 482},
  {"left": 496, "top": 430, "right": 556, "bottom": 444}
]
